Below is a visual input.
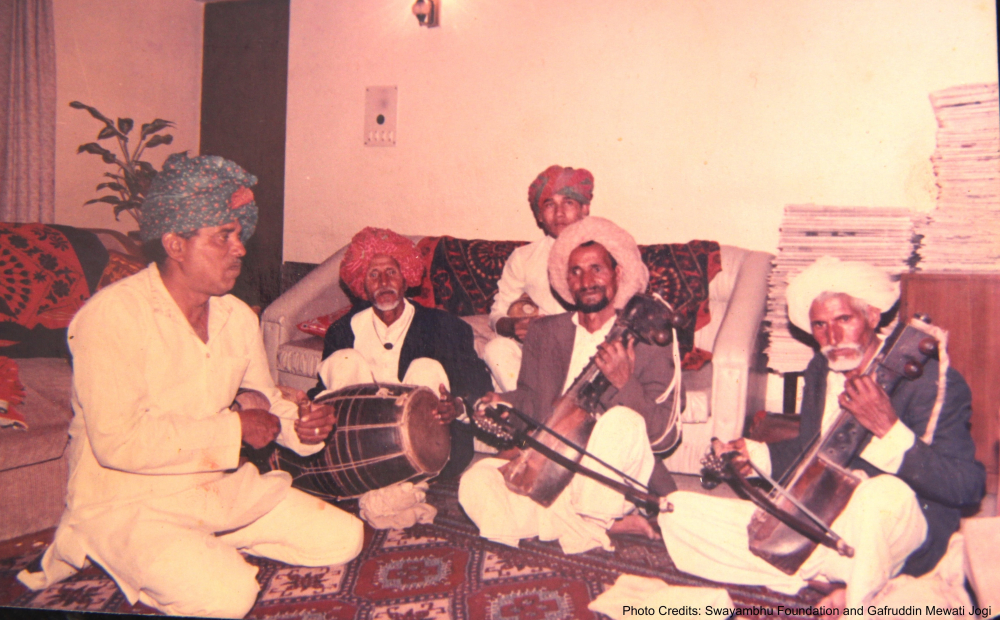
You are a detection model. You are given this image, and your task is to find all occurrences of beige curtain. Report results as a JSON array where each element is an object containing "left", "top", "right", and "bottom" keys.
[{"left": 0, "top": 0, "right": 56, "bottom": 223}]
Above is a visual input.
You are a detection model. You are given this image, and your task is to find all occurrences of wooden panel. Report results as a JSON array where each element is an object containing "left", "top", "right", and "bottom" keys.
[
  {"left": 900, "top": 273, "right": 1000, "bottom": 495},
  {"left": 200, "top": 0, "right": 290, "bottom": 308}
]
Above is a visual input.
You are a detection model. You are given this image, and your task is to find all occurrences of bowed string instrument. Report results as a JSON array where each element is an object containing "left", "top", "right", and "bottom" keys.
[
  {"left": 473, "top": 294, "right": 687, "bottom": 516},
  {"left": 701, "top": 314, "right": 945, "bottom": 574}
]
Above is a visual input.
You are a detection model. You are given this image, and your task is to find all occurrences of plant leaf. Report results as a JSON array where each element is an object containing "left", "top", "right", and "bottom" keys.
[
  {"left": 77, "top": 142, "right": 114, "bottom": 157},
  {"left": 97, "top": 126, "right": 119, "bottom": 140},
  {"left": 84, "top": 196, "right": 123, "bottom": 206},
  {"left": 135, "top": 160, "right": 157, "bottom": 175},
  {"left": 117, "top": 118, "right": 134, "bottom": 135},
  {"left": 96, "top": 182, "right": 127, "bottom": 192},
  {"left": 114, "top": 202, "right": 140, "bottom": 218},
  {"left": 69, "top": 101, "right": 114, "bottom": 126},
  {"left": 144, "top": 134, "right": 174, "bottom": 149},
  {"left": 140, "top": 119, "right": 175, "bottom": 139}
]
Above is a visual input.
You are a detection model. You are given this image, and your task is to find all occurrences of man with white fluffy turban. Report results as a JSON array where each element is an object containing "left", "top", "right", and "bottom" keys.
[
  {"left": 659, "top": 256, "right": 984, "bottom": 612},
  {"left": 459, "top": 217, "right": 682, "bottom": 555}
]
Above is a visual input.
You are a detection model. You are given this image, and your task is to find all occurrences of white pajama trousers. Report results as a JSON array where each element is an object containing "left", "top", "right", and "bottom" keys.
[
  {"left": 127, "top": 485, "right": 363, "bottom": 617},
  {"left": 458, "top": 406, "right": 655, "bottom": 554},
  {"left": 21, "top": 466, "right": 364, "bottom": 619},
  {"left": 658, "top": 474, "right": 927, "bottom": 607},
  {"left": 317, "top": 348, "right": 450, "bottom": 394}
]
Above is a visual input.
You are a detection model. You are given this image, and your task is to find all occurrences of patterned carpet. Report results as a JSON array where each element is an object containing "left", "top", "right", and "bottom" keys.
[{"left": 0, "top": 479, "right": 822, "bottom": 619}]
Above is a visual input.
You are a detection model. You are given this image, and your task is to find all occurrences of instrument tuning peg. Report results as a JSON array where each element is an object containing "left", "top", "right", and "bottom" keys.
[
  {"left": 913, "top": 313, "right": 932, "bottom": 324},
  {"left": 652, "top": 329, "right": 671, "bottom": 346},
  {"left": 903, "top": 360, "right": 924, "bottom": 380},
  {"left": 918, "top": 338, "right": 938, "bottom": 357}
]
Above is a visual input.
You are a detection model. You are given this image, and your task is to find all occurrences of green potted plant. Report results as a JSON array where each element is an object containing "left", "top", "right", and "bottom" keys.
[{"left": 70, "top": 101, "right": 175, "bottom": 232}]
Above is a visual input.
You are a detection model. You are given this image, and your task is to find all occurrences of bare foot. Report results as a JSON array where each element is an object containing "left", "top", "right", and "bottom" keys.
[
  {"left": 817, "top": 586, "right": 846, "bottom": 619},
  {"left": 608, "top": 514, "right": 661, "bottom": 540}
]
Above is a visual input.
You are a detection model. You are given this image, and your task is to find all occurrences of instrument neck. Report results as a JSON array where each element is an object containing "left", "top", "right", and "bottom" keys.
[{"left": 564, "top": 312, "right": 633, "bottom": 412}]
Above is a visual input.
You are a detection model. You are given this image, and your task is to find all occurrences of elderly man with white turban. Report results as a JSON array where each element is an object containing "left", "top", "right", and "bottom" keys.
[
  {"left": 659, "top": 256, "right": 984, "bottom": 610},
  {"left": 459, "top": 217, "right": 682, "bottom": 555}
]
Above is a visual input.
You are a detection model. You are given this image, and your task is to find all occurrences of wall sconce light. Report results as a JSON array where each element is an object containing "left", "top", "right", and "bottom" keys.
[{"left": 412, "top": 0, "right": 439, "bottom": 27}]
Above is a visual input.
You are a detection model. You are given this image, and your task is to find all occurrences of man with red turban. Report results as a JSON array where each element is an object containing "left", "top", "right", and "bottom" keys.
[
  {"left": 269, "top": 227, "right": 493, "bottom": 499},
  {"left": 484, "top": 165, "right": 593, "bottom": 390}
]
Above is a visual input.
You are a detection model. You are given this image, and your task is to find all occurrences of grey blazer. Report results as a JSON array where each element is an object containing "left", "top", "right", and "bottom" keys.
[{"left": 503, "top": 311, "right": 681, "bottom": 494}]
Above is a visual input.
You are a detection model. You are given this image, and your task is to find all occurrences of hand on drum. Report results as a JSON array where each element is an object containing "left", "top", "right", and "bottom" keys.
[
  {"left": 433, "top": 384, "right": 463, "bottom": 426},
  {"left": 239, "top": 408, "right": 280, "bottom": 449},
  {"left": 294, "top": 391, "right": 336, "bottom": 445}
]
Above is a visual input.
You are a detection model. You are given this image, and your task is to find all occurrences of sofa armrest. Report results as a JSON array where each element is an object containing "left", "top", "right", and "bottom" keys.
[
  {"left": 709, "top": 249, "right": 773, "bottom": 439},
  {"left": 262, "top": 247, "right": 352, "bottom": 382}
]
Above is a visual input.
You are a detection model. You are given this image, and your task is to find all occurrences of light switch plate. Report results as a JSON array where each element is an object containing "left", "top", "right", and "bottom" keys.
[{"left": 364, "top": 86, "right": 397, "bottom": 146}]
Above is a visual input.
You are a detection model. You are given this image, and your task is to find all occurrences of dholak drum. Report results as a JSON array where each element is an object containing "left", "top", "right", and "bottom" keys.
[{"left": 273, "top": 384, "right": 451, "bottom": 499}]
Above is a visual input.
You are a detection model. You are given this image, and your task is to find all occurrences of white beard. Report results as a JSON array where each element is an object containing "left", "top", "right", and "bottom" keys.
[
  {"left": 372, "top": 288, "right": 402, "bottom": 313},
  {"left": 822, "top": 344, "right": 865, "bottom": 372}
]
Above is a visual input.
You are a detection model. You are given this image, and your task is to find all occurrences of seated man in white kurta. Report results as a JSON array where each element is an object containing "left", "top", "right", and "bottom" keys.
[
  {"left": 659, "top": 257, "right": 984, "bottom": 610},
  {"left": 482, "top": 165, "right": 592, "bottom": 390},
  {"left": 17, "top": 153, "right": 363, "bottom": 619},
  {"left": 461, "top": 217, "right": 682, "bottom": 555}
]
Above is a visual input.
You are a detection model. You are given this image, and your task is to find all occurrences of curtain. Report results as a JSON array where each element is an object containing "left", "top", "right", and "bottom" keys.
[{"left": 0, "top": 0, "right": 56, "bottom": 223}]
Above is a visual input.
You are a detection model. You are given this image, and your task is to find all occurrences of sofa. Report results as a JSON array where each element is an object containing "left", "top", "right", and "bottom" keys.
[
  {"left": 0, "top": 225, "right": 145, "bottom": 542},
  {"left": 261, "top": 235, "right": 773, "bottom": 475}
]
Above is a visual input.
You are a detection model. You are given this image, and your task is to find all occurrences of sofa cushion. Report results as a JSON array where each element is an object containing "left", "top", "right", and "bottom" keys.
[
  {"left": 96, "top": 250, "right": 146, "bottom": 290},
  {"left": 0, "top": 358, "right": 72, "bottom": 472},
  {"left": 276, "top": 336, "right": 325, "bottom": 380},
  {"left": 412, "top": 236, "right": 527, "bottom": 316},
  {"left": 0, "top": 224, "right": 109, "bottom": 357},
  {"left": 296, "top": 306, "right": 352, "bottom": 337}
]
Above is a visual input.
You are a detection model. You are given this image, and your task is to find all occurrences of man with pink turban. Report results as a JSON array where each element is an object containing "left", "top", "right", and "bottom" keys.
[
  {"left": 269, "top": 228, "right": 492, "bottom": 498},
  {"left": 484, "top": 165, "right": 594, "bottom": 390},
  {"left": 460, "top": 217, "right": 682, "bottom": 555}
]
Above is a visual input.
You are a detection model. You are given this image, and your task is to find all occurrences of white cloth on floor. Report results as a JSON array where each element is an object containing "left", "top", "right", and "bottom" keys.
[
  {"left": 588, "top": 574, "right": 732, "bottom": 620},
  {"left": 359, "top": 481, "right": 437, "bottom": 529},
  {"left": 868, "top": 532, "right": 971, "bottom": 619},
  {"left": 459, "top": 405, "right": 654, "bottom": 554},
  {"left": 659, "top": 474, "right": 927, "bottom": 607}
]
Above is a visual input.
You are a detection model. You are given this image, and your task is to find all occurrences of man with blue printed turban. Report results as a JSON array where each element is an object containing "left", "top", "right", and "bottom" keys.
[{"left": 18, "top": 153, "right": 364, "bottom": 618}]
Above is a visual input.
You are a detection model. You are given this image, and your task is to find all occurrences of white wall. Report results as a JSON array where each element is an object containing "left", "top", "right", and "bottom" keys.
[
  {"left": 53, "top": 0, "right": 204, "bottom": 233},
  {"left": 284, "top": 0, "right": 998, "bottom": 263}
]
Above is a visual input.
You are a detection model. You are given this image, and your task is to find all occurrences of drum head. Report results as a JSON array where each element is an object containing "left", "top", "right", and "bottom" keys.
[{"left": 400, "top": 386, "right": 451, "bottom": 474}]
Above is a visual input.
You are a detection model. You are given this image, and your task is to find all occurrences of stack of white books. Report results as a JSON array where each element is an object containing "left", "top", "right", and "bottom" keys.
[
  {"left": 764, "top": 204, "right": 917, "bottom": 374},
  {"left": 915, "top": 82, "right": 1000, "bottom": 272}
]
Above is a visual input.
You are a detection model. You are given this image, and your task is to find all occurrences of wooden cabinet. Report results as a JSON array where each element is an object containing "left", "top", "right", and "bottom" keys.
[{"left": 899, "top": 273, "right": 1000, "bottom": 495}]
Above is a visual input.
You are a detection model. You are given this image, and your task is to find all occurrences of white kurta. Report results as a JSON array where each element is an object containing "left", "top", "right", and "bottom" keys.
[
  {"left": 18, "top": 266, "right": 363, "bottom": 618},
  {"left": 484, "top": 236, "right": 565, "bottom": 391},
  {"left": 487, "top": 236, "right": 564, "bottom": 329}
]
